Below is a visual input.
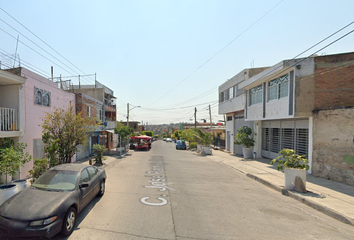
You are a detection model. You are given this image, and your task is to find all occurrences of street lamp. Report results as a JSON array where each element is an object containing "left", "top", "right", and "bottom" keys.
[{"left": 127, "top": 103, "right": 141, "bottom": 127}]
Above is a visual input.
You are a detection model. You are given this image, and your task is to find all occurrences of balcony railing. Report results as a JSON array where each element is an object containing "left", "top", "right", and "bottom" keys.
[{"left": 0, "top": 107, "right": 19, "bottom": 131}]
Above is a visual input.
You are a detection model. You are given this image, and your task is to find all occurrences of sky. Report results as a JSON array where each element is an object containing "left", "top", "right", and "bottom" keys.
[{"left": 0, "top": 0, "right": 354, "bottom": 125}]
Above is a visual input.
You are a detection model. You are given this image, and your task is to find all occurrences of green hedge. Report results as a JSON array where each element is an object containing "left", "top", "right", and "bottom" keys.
[{"left": 189, "top": 142, "right": 198, "bottom": 149}]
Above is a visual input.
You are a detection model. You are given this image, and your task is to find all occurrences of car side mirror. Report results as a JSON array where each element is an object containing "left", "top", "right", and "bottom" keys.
[{"left": 80, "top": 183, "right": 89, "bottom": 188}]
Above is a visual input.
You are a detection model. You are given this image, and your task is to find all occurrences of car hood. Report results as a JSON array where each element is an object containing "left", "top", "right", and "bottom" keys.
[{"left": 0, "top": 187, "right": 73, "bottom": 221}]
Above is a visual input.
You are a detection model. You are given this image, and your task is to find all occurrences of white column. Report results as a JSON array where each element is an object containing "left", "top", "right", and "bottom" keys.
[{"left": 308, "top": 117, "right": 313, "bottom": 174}]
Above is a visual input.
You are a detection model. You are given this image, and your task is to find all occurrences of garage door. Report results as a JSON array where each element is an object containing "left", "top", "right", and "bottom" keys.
[{"left": 261, "top": 119, "right": 309, "bottom": 159}]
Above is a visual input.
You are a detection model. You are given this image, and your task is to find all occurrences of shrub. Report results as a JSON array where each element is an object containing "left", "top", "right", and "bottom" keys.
[
  {"left": 28, "top": 158, "right": 48, "bottom": 181},
  {"left": 92, "top": 144, "right": 107, "bottom": 165},
  {"left": 270, "top": 149, "right": 309, "bottom": 171},
  {"left": 189, "top": 142, "right": 198, "bottom": 149},
  {"left": 234, "top": 126, "right": 255, "bottom": 148}
]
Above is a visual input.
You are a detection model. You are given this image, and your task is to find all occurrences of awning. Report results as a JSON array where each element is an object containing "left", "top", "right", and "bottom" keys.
[{"left": 101, "top": 130, "right": 115, "bottom": 134}]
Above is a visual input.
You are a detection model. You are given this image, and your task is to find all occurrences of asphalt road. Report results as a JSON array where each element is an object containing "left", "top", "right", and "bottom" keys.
[{"left": 55, "top": 140, "right": 354, "bottom": 240}]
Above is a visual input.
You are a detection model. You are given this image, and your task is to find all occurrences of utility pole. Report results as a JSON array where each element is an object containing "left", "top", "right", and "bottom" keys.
[
  {"left": 60, "top": 74, "right": 62, "bottom": 90},
  {"left": 127, "top": 103, "right": 129, "bottom": 127},
  {"left": 78, "top": 75, "right": 81, "bottom": 89},
  {"left": 95, "top": 73, "right": 97, "bottom": 88},
  {"left": 194, "top": 107, "right": 197, "bottom": 128},
  {"left": 209, "top": 104, "right": 212, "bottom": 129}
]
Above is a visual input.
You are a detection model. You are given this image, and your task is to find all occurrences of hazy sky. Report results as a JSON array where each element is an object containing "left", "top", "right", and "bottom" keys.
[{"left": 1, "top": 0, "right": 354, "bottom": 124}]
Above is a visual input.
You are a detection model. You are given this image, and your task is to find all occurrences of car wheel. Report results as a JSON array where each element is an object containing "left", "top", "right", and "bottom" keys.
[
  {"left": 98, "top": 180, "right": 105, "bottom": 197},
  {"left": 61, "top": 207, "right": 76, "bottom": 236}
]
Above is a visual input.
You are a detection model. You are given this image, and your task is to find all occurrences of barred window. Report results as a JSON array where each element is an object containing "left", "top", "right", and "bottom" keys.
[
  {"left": 249, "top": 84, "right": 263, "bottom": 105},
  {"left": 268, "top": 74, "right": 289, "bottom": 101}
]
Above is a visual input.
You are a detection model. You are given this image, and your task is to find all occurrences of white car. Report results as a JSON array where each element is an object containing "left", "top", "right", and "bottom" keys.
[{"left": 165, "top": 138, "right": 172, "bottom": 142}]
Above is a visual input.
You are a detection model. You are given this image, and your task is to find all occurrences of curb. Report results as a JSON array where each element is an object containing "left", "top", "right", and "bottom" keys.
[{"left": 246, "top": 173, "right": 354, "bottom": 226}]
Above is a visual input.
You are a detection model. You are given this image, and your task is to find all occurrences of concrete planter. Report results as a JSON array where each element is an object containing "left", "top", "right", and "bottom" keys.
[
  {"left": 12, "top": 179, "right": 31, "bottom": 192},
  {"left": 242, "top": 147, "right": 253, "bottom": 159},
  {"left": 284, "top": 168, "right": 306, "bottom": 190},
  {"left": 197, "top": 145, "right": 212, "bottom": 155}
]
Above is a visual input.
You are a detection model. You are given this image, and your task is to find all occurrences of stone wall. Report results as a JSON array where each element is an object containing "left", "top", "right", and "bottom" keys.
[{"left": 312, "top": 108, "right": 354, "bottom": 186}]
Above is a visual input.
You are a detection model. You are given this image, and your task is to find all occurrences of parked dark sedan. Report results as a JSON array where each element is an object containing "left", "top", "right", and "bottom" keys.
[{"left": 0, "top": 164, "right": 106, "bottom": 239}]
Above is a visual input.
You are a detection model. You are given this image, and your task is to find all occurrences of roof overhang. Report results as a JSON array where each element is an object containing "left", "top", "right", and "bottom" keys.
[{"left": 0, "top": 70, "right": 26, "bottom": 86}]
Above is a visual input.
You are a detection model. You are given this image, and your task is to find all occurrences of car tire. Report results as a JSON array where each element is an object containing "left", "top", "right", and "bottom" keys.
[
  {"left": 98, "top": 180, "right": 105, "bottom": 197},
  {"left": 61, "top": 207, "right": 76, "bottom": 237}
]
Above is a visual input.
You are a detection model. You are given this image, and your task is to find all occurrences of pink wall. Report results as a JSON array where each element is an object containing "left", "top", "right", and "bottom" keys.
[{"left": 19, "top": 68, "right": 75, "bottom": 179}]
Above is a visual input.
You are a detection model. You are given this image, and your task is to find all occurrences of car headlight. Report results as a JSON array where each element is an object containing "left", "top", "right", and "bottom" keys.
[{"left": 30, "top": 216, "right": 57, "bottom": 226}]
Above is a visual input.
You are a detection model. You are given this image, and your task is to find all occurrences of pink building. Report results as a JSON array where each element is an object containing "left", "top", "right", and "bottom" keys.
[{"left": 5, "top": 67, "right": 75, "bottom": 180}]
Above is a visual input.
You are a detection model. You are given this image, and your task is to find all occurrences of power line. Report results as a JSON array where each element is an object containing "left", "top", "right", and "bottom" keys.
[
  {"left": 0, "top": 17, "right": 92, "bottom": 84},
  {"left": 0, "top": 6, "right": 96, "bottom": 83},
  {"left": 141, "top": 100, "right": 217, "bottom": 111},
  {"left": 148, "top": 0, "right": 285, "bottom": 107}
]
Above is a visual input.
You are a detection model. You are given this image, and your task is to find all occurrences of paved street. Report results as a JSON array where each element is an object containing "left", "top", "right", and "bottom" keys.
[{"left": 55, "top": 141, "right": 354, "bottom": 240}]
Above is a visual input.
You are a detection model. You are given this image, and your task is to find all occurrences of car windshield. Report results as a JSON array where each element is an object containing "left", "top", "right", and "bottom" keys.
[{"left": 32, "top": 170, "right": 79, "bottom": 191}]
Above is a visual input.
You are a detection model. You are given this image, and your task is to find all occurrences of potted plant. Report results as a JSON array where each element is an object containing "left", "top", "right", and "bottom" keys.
[
  {"left": 234, "top": 126, "right": 255, "bottom": 159},
  {"left": 92, "top": 143, "right": 107, "bottom": 165},
  {"left": 270, "top": 149, "right": 309, "bottom": 191},
  {"left": 0, "top": 139, "right": 31, "bottom": 205}
]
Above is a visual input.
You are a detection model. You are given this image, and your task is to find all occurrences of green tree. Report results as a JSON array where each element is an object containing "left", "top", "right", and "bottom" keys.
[
  {"left": 140, "top": 131, "right": 153, "bottom": 137},
  {"left": 0, "top": 139, "right": 31, "bottom": 187},
  {"left": 174, "top": 130, "right": 182, "bottom": 140},
  {"left": 115, "top": 122, "right": 134, "bottom": 148},
  {"left": 41, "top": 105, "right": 97, "bottom": 165}
]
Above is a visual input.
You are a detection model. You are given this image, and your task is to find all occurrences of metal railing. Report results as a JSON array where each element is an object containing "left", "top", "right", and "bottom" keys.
[{"left": 0, "top": 107, "right": 19, "bottom": 131}]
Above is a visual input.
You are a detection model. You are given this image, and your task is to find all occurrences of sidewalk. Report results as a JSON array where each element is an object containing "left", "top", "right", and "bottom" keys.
[{"left": 210, "top": 149, "right": 354, "bottom": 226}]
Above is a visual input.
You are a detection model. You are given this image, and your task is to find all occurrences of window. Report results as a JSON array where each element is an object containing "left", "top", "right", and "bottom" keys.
[
  {"left": 229, "top": 87, "right": 233, "bottom": 99},
  {"left": 80, "top": 169, "right": 90, "bottom": 183},
  {"left": 87, "top": 167, "right": 98, "bottom": 179},
  {"left": 224, "top": 90, "right": 229, "bottom": 101},
  {"left": 34, "top": 87, "right": 51, "bottom": 107},
  {"left": 43, "top": 93, "right": 50, "bottom": 106},
  {"left": 87, "top": 106, "right": 92, "bottom": 117},
  {"left": 99, "top": 109, "right": 103, "bottom": 121},
  {"left": 227, "top": 116, "right": 232, "bottom": 121},
  {"left": 35, "top": 91, "right": 42, "bottom": 105},
  {"left": 233, "top": 86, "right": 237, "bottom": 98},
  {"left": 219, "top": 92, "right": 224, "bottom": 103},
  {"left": 249, "top": 84, "right": 263, "bottom": 105},
  {"left": 268, "top": 74, "right": 289, "bottom": 101}
]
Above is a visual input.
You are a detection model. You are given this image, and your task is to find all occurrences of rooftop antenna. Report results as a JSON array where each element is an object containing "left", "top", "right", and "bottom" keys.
[{"left": 13, "top": 35, "right": 20, "bottom": 68}]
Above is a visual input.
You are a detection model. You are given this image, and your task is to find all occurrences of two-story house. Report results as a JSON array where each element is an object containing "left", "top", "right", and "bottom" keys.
[
  {"left": 218, "top": 67, "right": 268, "bottom": 155},
  {"left": 4, "top": 67, "right": 75, "bottom": 180},
  {"left": 239, "top": 52, "right": 354, "bottom": 186}
]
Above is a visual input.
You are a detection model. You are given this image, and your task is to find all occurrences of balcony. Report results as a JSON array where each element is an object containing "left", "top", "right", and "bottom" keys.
[{"left": 0, "top": 107, "right": 21, "bottom": 137}]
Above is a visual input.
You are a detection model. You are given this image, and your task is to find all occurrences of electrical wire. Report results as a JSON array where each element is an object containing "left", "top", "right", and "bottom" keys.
[
  {"left": 148, "top": 0, "right": 285, "bottom": 107},
  {"left": 0, "top": 7, "right": 96, "bottom": 83}
]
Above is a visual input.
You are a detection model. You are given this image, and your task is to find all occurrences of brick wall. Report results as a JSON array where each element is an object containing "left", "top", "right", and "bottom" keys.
[
  {"left": 75, "top": 93, "right": 102, "bottom": 120},
  {"left": 314, "top": 52, "right": 354, "bottom": 110}
]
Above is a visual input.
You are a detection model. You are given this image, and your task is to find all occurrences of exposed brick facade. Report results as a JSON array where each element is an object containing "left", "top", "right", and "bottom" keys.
[
  {"left": 312, "top": 52, "right": 354, "bottom": 186},
  {"left": 75, "top": 93, "right": 103, "bottom": 120},
  {"left": 314, "top": 52, "right": 354, "bottom": 110}
]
